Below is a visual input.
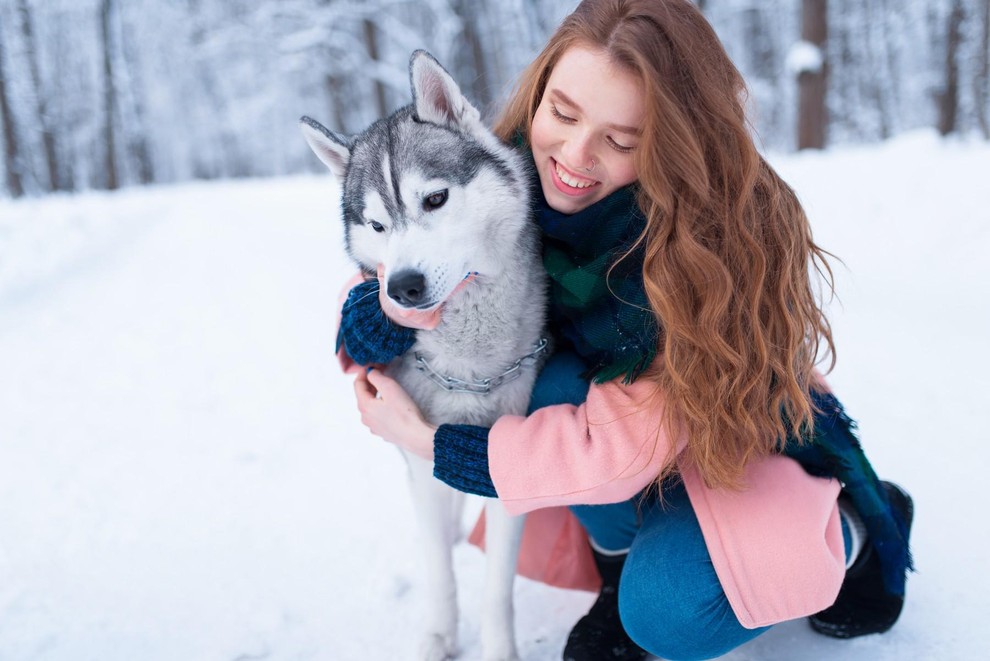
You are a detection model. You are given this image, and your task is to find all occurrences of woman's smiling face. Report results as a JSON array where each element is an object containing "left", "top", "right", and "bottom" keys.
[{"left": 530, "top": 45, "right": 645, "bottom": 214}]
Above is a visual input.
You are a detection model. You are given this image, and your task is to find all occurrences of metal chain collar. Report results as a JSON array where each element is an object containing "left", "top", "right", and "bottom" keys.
[{"left": 413, "top": 337, "right": 550, "bottom": 395}]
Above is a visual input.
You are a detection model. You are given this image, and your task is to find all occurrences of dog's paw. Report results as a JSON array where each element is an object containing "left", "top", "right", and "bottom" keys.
[{"left": 419, "top": 632, "right": 457, "bottom": 661}]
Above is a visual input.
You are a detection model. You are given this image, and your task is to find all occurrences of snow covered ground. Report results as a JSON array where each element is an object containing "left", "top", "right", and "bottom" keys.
[{"left": 1, "top": 130, "right": 988, "bottom": 660}]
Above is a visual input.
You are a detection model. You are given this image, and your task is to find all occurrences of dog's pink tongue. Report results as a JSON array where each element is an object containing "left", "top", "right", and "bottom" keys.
[
  {"left": 376, "top": 267, "right": 475, "bottom": 331},
  {"left": 378, "top": 292, "right": 442, "bottom": 330}
]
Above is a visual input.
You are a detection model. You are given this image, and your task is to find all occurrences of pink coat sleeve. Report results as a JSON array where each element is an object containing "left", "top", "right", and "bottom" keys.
[{"left": 488, "top": 376, "right": 685, "bottom": 516}]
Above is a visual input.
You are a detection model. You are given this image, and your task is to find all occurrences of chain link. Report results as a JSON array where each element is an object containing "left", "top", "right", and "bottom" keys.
[{"left": 414, "top": 337, "right": 550, "bottom": 395}]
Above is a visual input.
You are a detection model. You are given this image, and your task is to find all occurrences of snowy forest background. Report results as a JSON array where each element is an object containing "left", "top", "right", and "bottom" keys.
[{"left": 1, "top": 0, "right": 988, "bottom": 199}]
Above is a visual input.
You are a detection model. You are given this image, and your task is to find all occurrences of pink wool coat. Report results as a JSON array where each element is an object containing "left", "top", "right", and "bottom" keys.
[{"left": 469, "top": 374, "right": 846, "bottom": 630}]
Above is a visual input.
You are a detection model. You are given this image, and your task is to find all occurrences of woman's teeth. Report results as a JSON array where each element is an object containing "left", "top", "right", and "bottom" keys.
[{"left": 556, "top": 163, "right": 595, "bottom": 189}]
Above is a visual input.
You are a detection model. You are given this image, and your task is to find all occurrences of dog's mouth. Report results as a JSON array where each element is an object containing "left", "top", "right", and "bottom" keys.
[{"left": 377, "top": 269, "right": 477, "bottom": 329}]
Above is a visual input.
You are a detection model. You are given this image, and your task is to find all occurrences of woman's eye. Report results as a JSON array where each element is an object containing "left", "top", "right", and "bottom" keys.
[
  {"left": 550, "top": 104, "right": 575, "bottom": 123},
  {"left": 606, "top": 136, "right": 634, "bottom": 153},
  {"left": 423, "top": 189, "right": 448, "bottom": 210},
  {"left": 370, "top": 221, "right": 385, "bottom": 232}
]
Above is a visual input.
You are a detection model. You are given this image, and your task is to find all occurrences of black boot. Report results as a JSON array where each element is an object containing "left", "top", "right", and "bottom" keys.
[
  {"left": 563, "top": 549, "right": 648, "bottom": 661},
  {"left": 809, "top": 481, "right": 914, "bottom": 638}
]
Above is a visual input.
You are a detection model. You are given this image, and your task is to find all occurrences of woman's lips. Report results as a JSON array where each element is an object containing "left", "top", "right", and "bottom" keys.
[{"left": 550, "top": 158, "right": 600, "bottom": 196}]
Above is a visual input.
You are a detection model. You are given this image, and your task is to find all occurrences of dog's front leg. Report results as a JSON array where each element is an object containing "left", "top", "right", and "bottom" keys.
[
  {"left": 405, "top": 451, "right": 463, "bottom": 661},
  {"left": 480, "top": 499, "right": 525, "bottom": 661}
]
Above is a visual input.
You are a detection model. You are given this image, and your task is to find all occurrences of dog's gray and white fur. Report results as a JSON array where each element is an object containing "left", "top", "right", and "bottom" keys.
[{"left": 301, "top": 51, "right": 547, "bottom": 661}]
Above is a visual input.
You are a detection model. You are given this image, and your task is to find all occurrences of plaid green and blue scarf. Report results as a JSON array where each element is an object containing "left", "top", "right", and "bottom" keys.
[{"left": 536, "top": 184, "right": 659, "bottom": 383}]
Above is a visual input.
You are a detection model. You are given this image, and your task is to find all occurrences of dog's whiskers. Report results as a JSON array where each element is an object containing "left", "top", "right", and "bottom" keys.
[
  {"left": 353, "top": 286, "right": 381, "bottom": 305},
  {"left": 341, "top": 281, "right": 383, "bottom": 314}
]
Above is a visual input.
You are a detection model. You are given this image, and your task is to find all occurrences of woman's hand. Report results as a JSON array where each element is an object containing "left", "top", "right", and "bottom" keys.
[{"left": 353, "top": 368, "right": 437, "bottom": 460}]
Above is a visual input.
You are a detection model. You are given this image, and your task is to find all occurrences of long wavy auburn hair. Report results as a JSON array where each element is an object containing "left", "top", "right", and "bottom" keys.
[{"left": 494, "top": 0, "right": 837, "bottom": 489}]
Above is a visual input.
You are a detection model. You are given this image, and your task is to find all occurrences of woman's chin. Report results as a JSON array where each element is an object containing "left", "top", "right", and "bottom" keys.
[{"left": 542, "top": 182, "right": 601, "bottom": 214}]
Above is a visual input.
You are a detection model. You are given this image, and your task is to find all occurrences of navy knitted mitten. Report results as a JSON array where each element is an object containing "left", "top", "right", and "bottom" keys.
[
  {"left": 337, "top": 280, "right": 416, "bottom": 366},
  {"left": 433, "top": 424, "right": 497, "bottom": 497}
]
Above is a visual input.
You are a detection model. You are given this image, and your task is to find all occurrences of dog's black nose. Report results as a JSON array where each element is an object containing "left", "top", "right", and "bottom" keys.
[{"left": 387, "top": 270, "right": 428, "bottom": 307}]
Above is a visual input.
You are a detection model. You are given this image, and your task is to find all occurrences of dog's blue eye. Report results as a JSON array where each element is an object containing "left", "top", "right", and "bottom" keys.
[
  {"left": 370, "top": 221, "right": 385, "bottom": 232},
  {"left": 423, "top": 189, "right": 448, "bottom": 211}
]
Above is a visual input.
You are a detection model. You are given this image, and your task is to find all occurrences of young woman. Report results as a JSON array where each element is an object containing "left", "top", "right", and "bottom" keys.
[{"left": 343, "top": 1, "right": 913, "bottom": 659}]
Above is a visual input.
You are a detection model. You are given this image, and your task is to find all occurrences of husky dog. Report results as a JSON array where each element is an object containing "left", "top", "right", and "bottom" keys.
[{"left": 301, "top": 51, "right": 547, "bottom": 661}]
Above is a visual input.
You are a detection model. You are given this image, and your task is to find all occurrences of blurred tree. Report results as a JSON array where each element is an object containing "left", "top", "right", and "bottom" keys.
[
  {"left": 0, "top": 21, "right": 24, "bottom": 197},
  {"left": 938, "top": 0, "right": 965, "bottom": 134},
  {"left": 975, "top": 0, "right": 989, "bottom": 137},
  {"left": 798, "top": 0, "right": 828, "bottom": 149},
  {"left": 99, "top": 0, "right": 118, "bottom": 190},
  {"left": 117, "top": 3, "right": 153, "bottom": 185},
  {"left": 451, "top": 0, "right": 492, "bottom": 109},
  {"left": 363, "top": 18, "right": 388, "bottom": 119},
  {"left": 18, "top": 0, "right": 59, "bottom": 191}
]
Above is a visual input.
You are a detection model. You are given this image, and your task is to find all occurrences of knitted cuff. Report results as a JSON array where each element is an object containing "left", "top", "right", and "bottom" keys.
[
  {"left": 337, "top": 280, "right": 416, "bottom": 365},
  {"left": 433, "top": 424, "right": 498, "bottom": 498}
]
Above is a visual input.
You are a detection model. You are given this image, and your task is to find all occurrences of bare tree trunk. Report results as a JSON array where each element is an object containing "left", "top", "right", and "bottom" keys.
[
  {"left": 464, "top": 12, "right": 491, "bottom": 109},
  {"left": 100, "top": 0, "right": 119, "bottom": 190},
  {"left": 0, "top": 26, "right": 24, "bottom": 198},
  {"left": 798, "top": 0, "right": 828, "bottom": 149},
  {"left": 863, "top": 0, "right": 891, "bottom": 139},
  {"left": 118, "top": 7, "right": 153, "bottom": 184},
  {"left": 324, "top": 73, "right": 349, "bottom": 134},
  {"left": 878, "top": 0, "right": 902, "bottom": 137},
  {"left": 363, "top": 19, "right": 388, "bottom": 119},
  {"left": 744, "top": 6, "right": 775, "bottom": 80},
  {"left": 937, "top": 0, "right": 965, "bottom": 136},
  {"left": 976, "top": 0, "right": 990, "bottom": 139},
  {"left": 451, "top": 0, "right": 491, "bottom": 110},
  {"left": 18, "top": 0, "right": 60, "bottom": 192}
]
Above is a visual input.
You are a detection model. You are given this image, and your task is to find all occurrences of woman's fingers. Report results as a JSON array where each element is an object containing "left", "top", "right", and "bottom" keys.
[
  {"left": 365, "top": 366, "right": 392, "bottom": 393},
  {"left": 353, "top": 369, "right": 378, "bottom": 406},
  {"left": 366, "top": 367, "right": 409, "bottom": 403},
  {"left": 351, "top": 367, "right": 434, "bottom": 459}
]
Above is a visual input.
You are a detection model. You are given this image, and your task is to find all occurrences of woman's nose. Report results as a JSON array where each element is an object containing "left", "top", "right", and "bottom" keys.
[{"left": 563, "top": 132, "right": 595, "bottom": 171}]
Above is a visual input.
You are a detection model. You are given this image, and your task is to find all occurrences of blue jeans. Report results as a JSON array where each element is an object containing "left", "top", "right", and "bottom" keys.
[
  {"left": 573, "top": 491, "right": 855, "bottom": 660},
  {"left": 529, "top": 352, "right": 771, "bottom": 660},
  {"left": 571, "top": 486, "right": 771, "bottom": 660}
]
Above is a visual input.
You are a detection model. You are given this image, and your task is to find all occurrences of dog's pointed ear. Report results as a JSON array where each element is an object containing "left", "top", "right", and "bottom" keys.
[
  {"left": 410, "top": 50, "right": 480, "bottom": 130},
  {"left": 299, "top": 116, "right": 351, "bottom": 179}
]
